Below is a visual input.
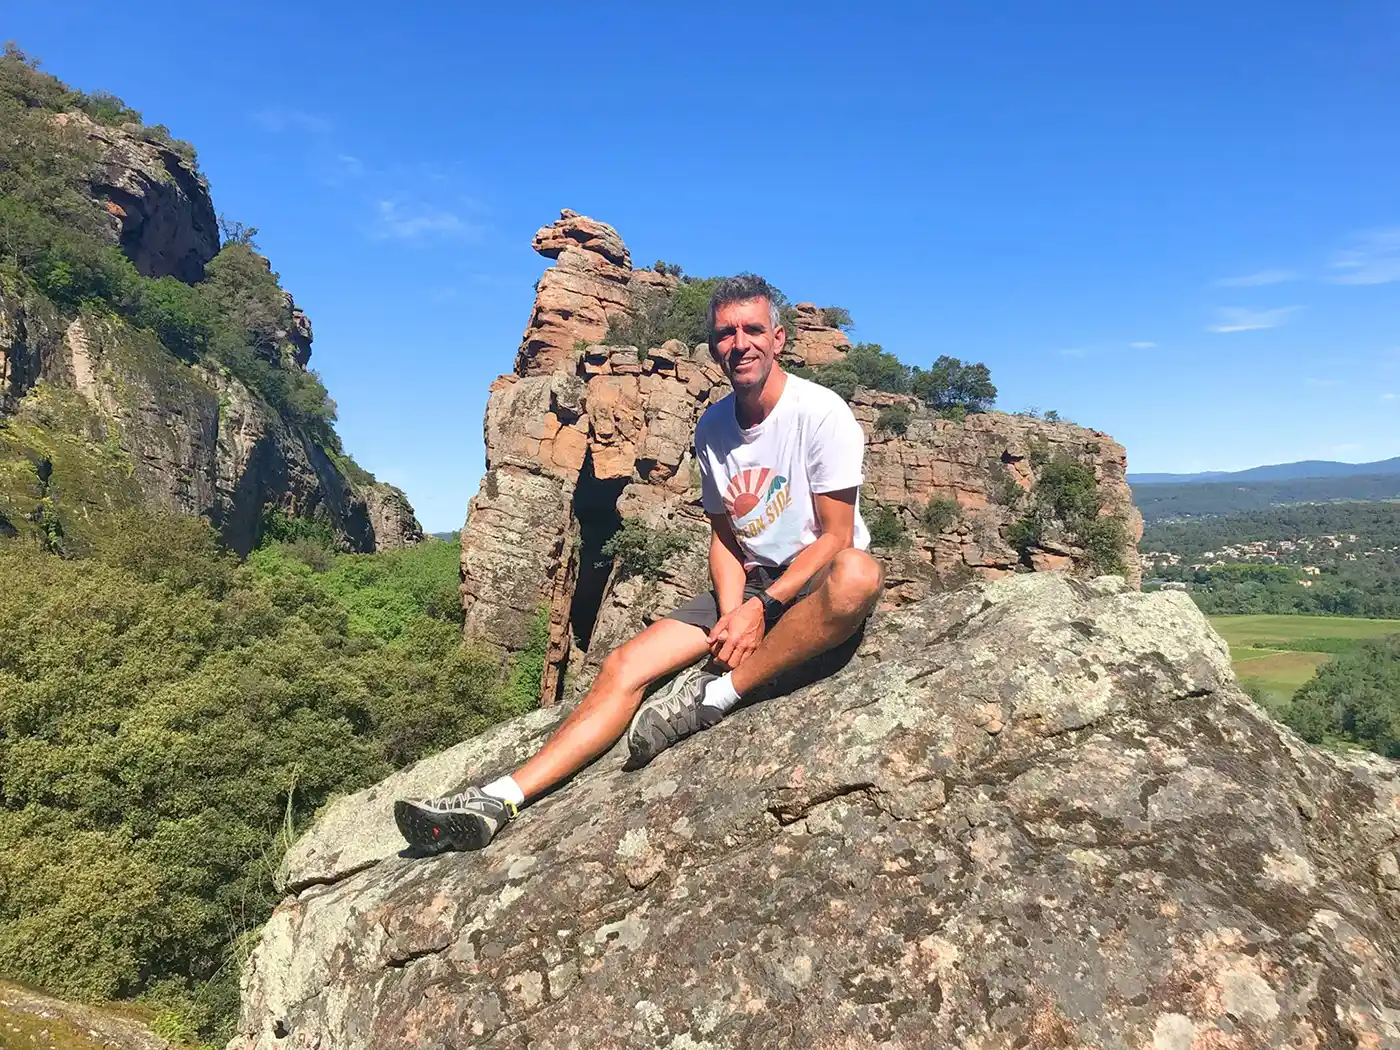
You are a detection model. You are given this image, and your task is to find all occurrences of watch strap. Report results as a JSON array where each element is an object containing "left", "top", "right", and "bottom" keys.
[{"left": 758, "top": 590, "right": 785, "bottom": 618}]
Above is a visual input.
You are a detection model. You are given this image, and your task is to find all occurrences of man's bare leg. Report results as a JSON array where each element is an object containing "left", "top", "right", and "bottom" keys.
[
  {"left": 511, "top": 617, "right": 711, "bottom": 800},
  {"left": 729, "top": 548, "right": 884, "bottom": 696}
]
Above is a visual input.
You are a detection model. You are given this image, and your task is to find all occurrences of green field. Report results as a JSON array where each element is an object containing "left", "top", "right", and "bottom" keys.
[{"left": 1210, "top": 614, "right": 1400, "bottom": 711}]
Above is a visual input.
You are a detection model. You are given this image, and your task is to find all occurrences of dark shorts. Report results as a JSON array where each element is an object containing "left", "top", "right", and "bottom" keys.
[
  {"left": 664, "top": 562, "right": 821, "bottom": 633},
  {"left": 662, "top": 561, "right": 868, "bottom": 705}
]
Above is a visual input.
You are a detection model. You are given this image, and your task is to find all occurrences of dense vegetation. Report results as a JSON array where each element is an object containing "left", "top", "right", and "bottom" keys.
[
  {"left": 1131, "top": 474, "right": 1400, "bottom": 522},
  {"left": 1001, "top": 440, "right": 1129, "bottom": 575},
  {"left": 0, "top": 45, "right": 354, "bottom": 474},
  {"left": 1282, "top": 634, "right": 1400, "bottom": 758},
  {"left": 0, "top": 517, "right": 538, "bottom": 1041},
  {"left": 0, "top": 45, "right": 543, "bottom": 1046},
  {"left": 1144, "top": 502, "right": 1400, "bottom": 617}
]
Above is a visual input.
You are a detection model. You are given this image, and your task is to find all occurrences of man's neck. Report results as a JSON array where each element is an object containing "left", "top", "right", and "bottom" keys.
[{"left": 734, "top": 367, "right": 787, "bottom": 429}]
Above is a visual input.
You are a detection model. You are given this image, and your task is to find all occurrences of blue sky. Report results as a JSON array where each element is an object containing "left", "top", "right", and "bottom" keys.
[{"left": 9, "top": 1, "right": 1400, "bottom": 530}]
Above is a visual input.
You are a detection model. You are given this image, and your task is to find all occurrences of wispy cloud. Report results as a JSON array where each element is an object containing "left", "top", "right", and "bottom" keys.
[
  {"left": 373, "top": 198, "right": 483, "bottom": 242},
  {"left": 1383, "top": 392, "right": 1396, "bottom": 401},
  {"left": 1207, "top": 306, "right": 1302, "bottom": 333},
  {"left": 1129, "top": 341, "right": 1156, "bottom": 349},
  {"left": 1306, "top": 377, "right": 1343, "bottom": 387},
  {"left": 251, "top": 107, "right": 331, "bottom": 136},
  {"left": 1214, "top": 269, "right": 1299, "bottom": 288},
  {"left": 1058, "top": 347, "right": 1087, "bottom": 358},
  {"left": 1330, "top": 227, "right": 1400, "bottom": 285},
  {"left": 1331, "top": 443, "right": 1364, "bottom": 456}
]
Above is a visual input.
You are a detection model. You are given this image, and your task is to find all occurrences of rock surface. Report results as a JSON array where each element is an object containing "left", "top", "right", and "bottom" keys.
[
  {"left": 234, "top": 573, "right": 1400, "bottom": 1049},
  {"left": 0, "top": 981, "right": 169, "bottom": 1050},
  {"left": 460, "top": 211, "right": 1141, "bottom": 703},
  {"left": 54, "top": 111, "right": 219, "bottom": 283}
]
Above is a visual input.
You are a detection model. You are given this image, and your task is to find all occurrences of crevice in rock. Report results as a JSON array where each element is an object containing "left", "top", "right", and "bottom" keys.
[
  {"left": 568, "top": 449, "right": 626, "bottom": 651},
  {"left": 384, "top": 942, "right": 450, "bottom": 971},
  {"left": 767, "top": 782, "right": 878, "bottom": 826}
]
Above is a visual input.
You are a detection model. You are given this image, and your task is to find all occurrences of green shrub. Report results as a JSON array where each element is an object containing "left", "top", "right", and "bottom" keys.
[
  {"left": 1004, "top": 452, "right": 1128, "bottom": 575},
  {"left": 502, "top": 606, "right": 550, "bottom": 709},
  {"left": 868, "top": 504, "right": 908, "bottom": 548},
  {"left": 989, "top": 464, "right": 1025, "bottom": 507},
  {"left": 876, "top": 403, "right": 912, "bottom": 435},
  {"left": 795, "top": 362, "right": 860, "bottom": 401},
  {"left": 0, "top": 519, "right": 527, "bottom": 1039},
  {"left": 602, "top": 517, "right": 691, "bottom": 580},
  {"left": 1282, "top": 633, "right": 1400, "bottom": 757},
  {"left": 911, "top": 356, "right": 996, "bottom": 413},
  {"left": 820, "top": 305, "right": 853, "bottom": 331},
  {"left": 921, "top": 496, "right": 961, "bottom": 533}
]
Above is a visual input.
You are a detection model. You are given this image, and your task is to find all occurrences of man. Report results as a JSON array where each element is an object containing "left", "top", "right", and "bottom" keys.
[{"left": 395, "top": 275, "right": 884, "bottom": 852}]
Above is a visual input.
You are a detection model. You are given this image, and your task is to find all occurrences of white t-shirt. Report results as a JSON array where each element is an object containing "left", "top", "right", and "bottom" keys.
[{"left": 695, "top": 372, "right": 870, "bottom": 568}]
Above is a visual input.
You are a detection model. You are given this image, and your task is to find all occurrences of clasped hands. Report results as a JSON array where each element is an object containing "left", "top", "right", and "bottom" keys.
[{"left": 707, "top": 595, "right": 767, "bottom": 670}]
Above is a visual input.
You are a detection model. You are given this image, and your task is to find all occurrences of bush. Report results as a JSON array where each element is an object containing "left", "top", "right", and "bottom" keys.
[
  {"left": 602, "top": 518, "right": 691, "bottom": 580},
  {"left": 0, "top": 520, "right": 529, "bottom": 1039},
  {"left": 867, "top": 504, "right": 908, "bottom": 548},
  {"left": 820, "top": 305, "right": 853, "bottom": 331},
  {"left": 911, "top": 356, "right": 997, "bottom": 413},
  {"left": 1004, "top": 452, "right": 1128, "bottom": 575},
  {"left": 605, "top": 273, "right": 798, "bottom": 351},
  {"left": 876, "top": 403, "right": 912, "bottom": 435},
  {"left": 1282, "top": 633, "right": 1400, "bottom": 757},
  {"left": 921, "top": 496, "right": 961, "bottom": 534}
]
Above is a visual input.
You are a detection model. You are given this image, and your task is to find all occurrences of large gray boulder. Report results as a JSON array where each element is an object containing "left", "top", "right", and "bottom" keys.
[{"left": 233, "top": 574, "right": 1400, "bottom": 1049}]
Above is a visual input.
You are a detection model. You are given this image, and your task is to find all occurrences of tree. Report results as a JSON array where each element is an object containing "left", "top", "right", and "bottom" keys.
[
  {"left": 820, "top": 305, "right": 854, "bottom": 332},
  {"left": 911, "top": 356, "right": 997, "bottom": 413},
  {"left": 218, "top": 214, "right": 260, "bottom": 248}
]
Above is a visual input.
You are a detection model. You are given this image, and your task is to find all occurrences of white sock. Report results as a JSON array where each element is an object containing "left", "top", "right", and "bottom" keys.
[
  {"left": 481, "top": 775, "right": 525, "bottom": 807},
  {"left": 700, "top": 673, "right": 741, "bottom": 716}
]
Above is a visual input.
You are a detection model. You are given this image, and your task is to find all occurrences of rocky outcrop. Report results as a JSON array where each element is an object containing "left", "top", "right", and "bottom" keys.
[
  {"left": 233, "top": 573, "right": 1400, "bottom": 1049},
  {"left": 783, "top": 301, "right": 851, "bottom": 367},
  {"left": 0, "top": 288, "right": 420, "bottom": 554},
  {"left": 0, "top": 980, "right": 169, "bottom": 1050},
  {"left": 361, "top": 482, "right": 425, "bottom": 551},
  {"left": 460, "top": 212, "right": 1141, "bottom": 704},
  {"left": 54, "top": 111, "right": 219, "bottom": 283},
  {"left": 515, "top": 210, "right": 683, "bottom": 377}
]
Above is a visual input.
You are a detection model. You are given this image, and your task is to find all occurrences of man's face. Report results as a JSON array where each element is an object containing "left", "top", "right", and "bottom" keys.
[{"left": 710, "top": 297, "right": 786, "bottom": 393}]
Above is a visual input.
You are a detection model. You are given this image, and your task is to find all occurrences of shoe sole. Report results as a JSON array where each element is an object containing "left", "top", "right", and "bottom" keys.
[{"left": 394, "top": 799, "right": 493, "bottom": 852}]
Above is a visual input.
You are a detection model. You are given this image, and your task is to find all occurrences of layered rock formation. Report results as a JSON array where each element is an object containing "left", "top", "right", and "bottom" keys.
[
  {"left": 460, "top": 211, "right": 1141, "bottom": 704},
  {"left": 0, "top": 298, "right": 420, "bottom": 554},
  {"left": 0, "top": 108, "right": 421, "bottom": 553},
  {"left": 233, "top": 573, "right": 1400, "bottom": 1049},
  {"left": 54, "top": 111, "right": 219, "bottom": 283}
]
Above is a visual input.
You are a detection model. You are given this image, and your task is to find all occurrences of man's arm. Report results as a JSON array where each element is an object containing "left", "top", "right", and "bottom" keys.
[
  {"left": 708, "top": 512, "right": 748, "bottom": 616},
  {"left": 708, "top": 488, "right": 858, "bottom": 669},
  {"left": 757, "top": 488, "right": 857, "bottom": 604}
]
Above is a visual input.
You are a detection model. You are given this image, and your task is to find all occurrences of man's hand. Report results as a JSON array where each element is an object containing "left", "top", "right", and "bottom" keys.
[{"left": 708, "top": 597, "right": 766, "bottom": 670}]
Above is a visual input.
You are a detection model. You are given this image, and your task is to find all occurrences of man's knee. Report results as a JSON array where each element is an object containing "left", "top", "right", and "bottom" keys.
[
  {"left": 596, "top": 636, "right": 661, "bottom": 695},
  {"left": 823, "top": 548, "right": 884, "bottom": 620}
]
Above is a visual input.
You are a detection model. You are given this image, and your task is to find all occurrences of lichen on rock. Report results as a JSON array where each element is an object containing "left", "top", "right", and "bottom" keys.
[{"left": 232, "top": 573, "right": 1400, "bottom": 1049}]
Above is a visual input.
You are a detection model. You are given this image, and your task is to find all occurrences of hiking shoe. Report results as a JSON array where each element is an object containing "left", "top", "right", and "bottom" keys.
[
  {"left": 626, "top": 666, "right": 724, "bottom": 768},
  {"left": 394, "top": 786, "right": 517, "bottom": 853}
]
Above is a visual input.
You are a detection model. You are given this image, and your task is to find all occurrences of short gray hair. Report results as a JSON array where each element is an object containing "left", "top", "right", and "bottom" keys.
[{"left": 706, "top": 274, "right": 782, "bottom": 346}]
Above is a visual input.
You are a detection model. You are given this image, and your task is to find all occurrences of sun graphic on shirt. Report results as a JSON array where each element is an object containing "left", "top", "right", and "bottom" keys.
[{"left": 724, "top": 467, "right": 786, "bottom": 519}]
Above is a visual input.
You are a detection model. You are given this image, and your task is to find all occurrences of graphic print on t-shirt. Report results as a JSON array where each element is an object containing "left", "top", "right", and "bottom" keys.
[{"left": 723, "top": 467, "right": 800, "bottom": 549}]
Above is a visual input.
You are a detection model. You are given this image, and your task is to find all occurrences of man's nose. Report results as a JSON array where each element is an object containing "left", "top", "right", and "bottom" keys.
[{"left": 733, "top": 328, "right": 752, "bottom": 351}]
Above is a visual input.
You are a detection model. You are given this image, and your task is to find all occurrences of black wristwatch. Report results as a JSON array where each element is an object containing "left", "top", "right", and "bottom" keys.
[{"left": 757, "top": 590, "right": 785, "bottom": 618}]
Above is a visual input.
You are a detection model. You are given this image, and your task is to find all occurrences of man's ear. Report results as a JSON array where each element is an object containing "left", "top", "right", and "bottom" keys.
[{"left": 773, "top": 324, "right": 787, "bottom": 352}]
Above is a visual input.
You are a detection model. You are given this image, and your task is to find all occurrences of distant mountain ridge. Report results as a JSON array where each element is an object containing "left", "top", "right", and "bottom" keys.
[{"left": 1130, "top": 456, "right": 1400, "bottom": 486}]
